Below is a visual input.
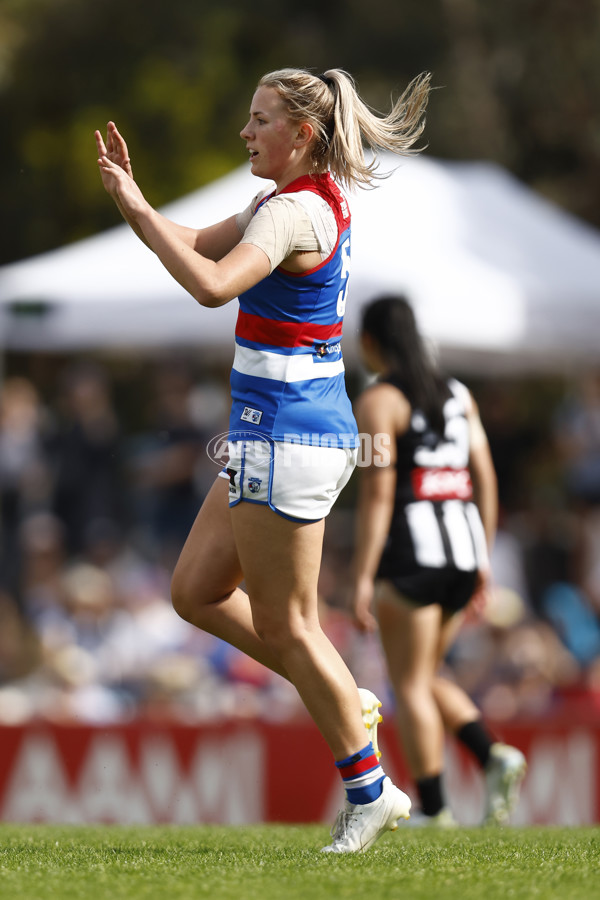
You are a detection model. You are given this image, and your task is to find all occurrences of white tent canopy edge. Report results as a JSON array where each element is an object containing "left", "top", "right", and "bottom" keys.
[{"left": 1, "top": 154, "right": 599, "bottom": 374}]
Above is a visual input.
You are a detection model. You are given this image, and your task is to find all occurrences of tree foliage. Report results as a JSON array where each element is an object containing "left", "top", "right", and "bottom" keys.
[{"left": 1, "top": 0, "right": 599, "bottom": 264}]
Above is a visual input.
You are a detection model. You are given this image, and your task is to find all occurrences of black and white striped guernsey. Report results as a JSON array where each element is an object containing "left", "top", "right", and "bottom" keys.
[{"left": 377, "top": 377, "right": 488, "bottom": 579}]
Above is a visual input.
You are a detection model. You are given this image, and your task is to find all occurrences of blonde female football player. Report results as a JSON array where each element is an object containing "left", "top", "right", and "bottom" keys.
[
  {"left": 351, "top": 295, "right": 526, "bottom": 826},
  {"left": 96, "top": 68, "right": 430, "bottom": 851}
]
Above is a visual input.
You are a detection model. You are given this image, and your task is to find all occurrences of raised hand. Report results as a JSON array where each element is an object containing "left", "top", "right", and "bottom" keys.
[
  {"left": 104, "top": 121, "right": 133, "bottom": 178},
  {"left": 95, "top": 123, "right": 156, "bottom": 246},
  {"left": 95, "top": 123, "right": 133, "bottom": 190},
  {"left": 95, "top": 129, "right": 114, "bottom": 195},
  {"left": 95, "top": 132, "right": 148, "bottom": 220}
]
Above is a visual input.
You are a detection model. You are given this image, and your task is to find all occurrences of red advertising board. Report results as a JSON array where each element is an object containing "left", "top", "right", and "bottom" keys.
[{"left": 0, "top": 715, "right": 597, "bottom": 825}]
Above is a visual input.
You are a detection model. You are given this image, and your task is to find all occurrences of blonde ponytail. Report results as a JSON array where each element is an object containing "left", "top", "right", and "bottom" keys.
[{"left": 258, "top": 68, "right": 431, "bottom": 190}]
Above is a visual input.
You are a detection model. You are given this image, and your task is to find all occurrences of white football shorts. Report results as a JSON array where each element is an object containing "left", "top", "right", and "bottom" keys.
[{"left": 218, "top": 439, "right": 357, "bottom": 522}]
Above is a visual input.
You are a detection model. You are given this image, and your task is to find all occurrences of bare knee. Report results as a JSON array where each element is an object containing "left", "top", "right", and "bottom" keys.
[
  {"left": 171, "top": 559, "right": 240, "bottom": 632},
  {"left": 170, "top": 562, "right": 218, "bottom": 625},
  {"left": 170, "top": 564, "right": 196, "bottom": 623}
]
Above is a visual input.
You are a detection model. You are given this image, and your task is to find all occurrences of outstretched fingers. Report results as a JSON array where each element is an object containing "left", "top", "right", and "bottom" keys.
[
  {"left": 94, "top": 129, "right": 107, "bottom": 157},
  {"left": 109, "top": 121, "right": 125, "bottom": 146},
  {"left": 95, "top": 123, "right": 133, "bottom": 177},
  {"left": 106, "top": 122, "right": 115, "bottom": 156},
  {"left": 108, "top": 121, "right": 133, "bottom": 175}
]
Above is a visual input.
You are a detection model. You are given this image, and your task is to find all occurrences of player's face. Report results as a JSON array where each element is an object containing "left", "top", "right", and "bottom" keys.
[{"left": 240, "top": 86, "right": 300, "bottom": 185}]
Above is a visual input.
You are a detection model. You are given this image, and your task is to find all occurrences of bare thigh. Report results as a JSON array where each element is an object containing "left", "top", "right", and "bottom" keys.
[
  {"left": 170, "top": 478, "right": 299, "bottom": 679},
  {"left": 230, "top": 501, "right": 368, "bottom": 758},
  {"left": 229, "top": 500, "right": 324, "bottom": 636},
  {"left": 376, "top": 581, "right": 443, "bottom": 686},
  {"left": 171, "top": 477, "right": 243, "bottom": 618}
]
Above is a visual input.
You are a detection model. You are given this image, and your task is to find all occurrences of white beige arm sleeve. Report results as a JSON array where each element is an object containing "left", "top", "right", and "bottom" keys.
[
  {"left": 235, "top": 189, "right": 269, "bottom": 234},
  {"left": 239, "top": 192, "right": 338, "bottom": 272}
]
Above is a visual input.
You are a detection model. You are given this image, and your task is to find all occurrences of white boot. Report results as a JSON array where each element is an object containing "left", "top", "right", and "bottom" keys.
[
  {"left": 483, "top": 743, "right": 527, "bottom": 824},
  {"left": 322, "top": 777, "right": 411, "bottom": 853}
]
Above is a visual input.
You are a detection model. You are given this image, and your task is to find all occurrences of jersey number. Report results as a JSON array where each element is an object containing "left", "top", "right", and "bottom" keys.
[
  {"left": 336, "top": 238, "right": 351, "bottom": 317},
  {"left": 414, "top": 398, "right": 470, "bottom": 469}
]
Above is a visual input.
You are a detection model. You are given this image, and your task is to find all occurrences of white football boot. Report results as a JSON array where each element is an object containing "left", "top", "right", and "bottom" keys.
[
  {"left": 483, "top": 742, "right": 527, "bottom": 824},
  {"left": 321, "top": 776, "right": 411, "bottom": 853}
]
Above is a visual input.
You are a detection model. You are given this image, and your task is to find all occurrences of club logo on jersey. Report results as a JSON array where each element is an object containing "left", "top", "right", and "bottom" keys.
[
  {"left": 241, "top": 406, "right": 263, "bottom": 425},
  {"left": 248, "top": 477, "right": 262, "bottom": 494}
]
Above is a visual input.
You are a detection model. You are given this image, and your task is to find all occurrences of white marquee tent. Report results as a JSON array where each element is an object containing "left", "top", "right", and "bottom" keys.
[{"left": 1, "top": 154, "right": 599, "bottom": 373}]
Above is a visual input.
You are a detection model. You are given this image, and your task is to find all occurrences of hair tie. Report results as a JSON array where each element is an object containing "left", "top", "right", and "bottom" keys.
[{"left": 317, "top": 73, "right": 334, "bottom": 89}]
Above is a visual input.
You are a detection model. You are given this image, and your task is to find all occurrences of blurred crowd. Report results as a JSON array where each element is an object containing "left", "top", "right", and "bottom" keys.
[{"left": 0, "top": 355, "right": 599, "bottom": 727}]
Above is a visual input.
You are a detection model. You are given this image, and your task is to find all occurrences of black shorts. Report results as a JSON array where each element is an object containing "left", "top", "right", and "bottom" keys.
[{"left": 383, "top": 567, "right": 478, "bottom": 613}]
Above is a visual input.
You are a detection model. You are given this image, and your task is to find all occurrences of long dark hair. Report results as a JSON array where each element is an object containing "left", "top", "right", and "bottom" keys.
[{"left": 360, "top": 295, "right": 448, "bottom": 436}]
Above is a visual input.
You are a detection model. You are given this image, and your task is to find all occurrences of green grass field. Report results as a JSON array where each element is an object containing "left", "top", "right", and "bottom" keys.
[{"left": 1, "top": 823, "right": 599, "bottom": 900}]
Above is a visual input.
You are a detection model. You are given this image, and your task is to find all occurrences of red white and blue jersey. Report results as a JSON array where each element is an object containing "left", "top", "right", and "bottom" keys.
[{"left": 229, "top": 173, "right": 358, "bottom": 448}]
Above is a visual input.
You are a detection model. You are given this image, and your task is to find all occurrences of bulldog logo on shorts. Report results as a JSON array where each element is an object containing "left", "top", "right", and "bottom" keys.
[{"left": 248, "top": 477, "right": 262, "bottom": 494}]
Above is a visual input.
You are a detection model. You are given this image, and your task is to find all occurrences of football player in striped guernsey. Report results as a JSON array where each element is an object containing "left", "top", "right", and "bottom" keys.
[
  {"left": 96, "top": 69, "right": 430, "bottom": 852},
  {"left": 351, "top": 295, "right": 526, "bottom": 827}
]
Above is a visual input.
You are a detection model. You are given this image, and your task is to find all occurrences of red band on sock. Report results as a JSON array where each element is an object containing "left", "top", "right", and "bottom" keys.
[{"left": 338, "top": 753, "right": 379, "bottom": 779}]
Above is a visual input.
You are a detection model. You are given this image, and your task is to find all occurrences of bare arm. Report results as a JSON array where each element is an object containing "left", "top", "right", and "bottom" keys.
[
  {"left": 137, "top": 206, "right": 270, "bottom": 306},
  {"left": 351, "top": 383, "right": 411, "bottom": 631},
  {"left": 96, "top": 141, "right": 270, "bottom": 306},
  {"left": 467, "top": 393, "right": 498, "bottom": 551}
]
